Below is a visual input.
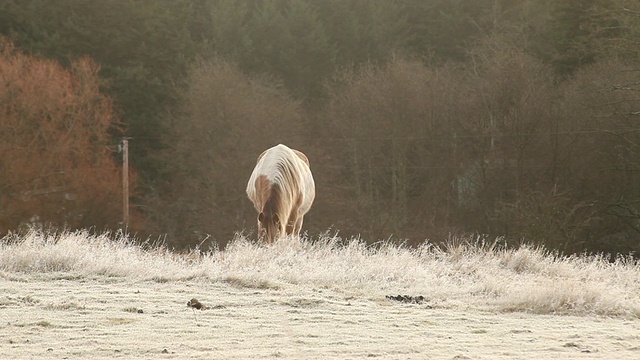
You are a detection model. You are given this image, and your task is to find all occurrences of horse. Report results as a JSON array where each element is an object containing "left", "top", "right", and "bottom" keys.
[{"left": 246, "top": 144, "right": 315, "bottom": 243}]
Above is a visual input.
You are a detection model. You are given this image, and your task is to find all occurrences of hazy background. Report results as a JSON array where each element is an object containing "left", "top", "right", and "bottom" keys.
[{"left": 1, "top": 0, "right": 639, "bottom": 254}]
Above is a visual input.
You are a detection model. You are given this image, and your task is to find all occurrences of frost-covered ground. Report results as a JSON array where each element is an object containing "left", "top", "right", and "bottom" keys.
[{"left": 1, "top": 231, "right": 639, "bottom": 359}]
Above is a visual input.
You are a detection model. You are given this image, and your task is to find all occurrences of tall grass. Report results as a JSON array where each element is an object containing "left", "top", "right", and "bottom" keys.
[{"left": 1, "top": 230, "right": 639, "bottom": 317}]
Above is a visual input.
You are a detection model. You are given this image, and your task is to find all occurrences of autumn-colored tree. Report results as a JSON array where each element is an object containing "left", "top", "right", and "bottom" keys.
[{"left": 0, "top": 40, "right": 126, "bottom": 233}]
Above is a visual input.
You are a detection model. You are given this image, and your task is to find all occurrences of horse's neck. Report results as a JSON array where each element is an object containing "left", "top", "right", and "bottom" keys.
[
  {"left": 263, "top": 183, "right": 282, "bottom": 212},
  {"left": 265, "top": 181, "right": 298, "bottom": 219}
]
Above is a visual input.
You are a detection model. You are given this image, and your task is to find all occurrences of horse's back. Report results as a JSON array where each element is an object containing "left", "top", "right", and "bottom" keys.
[
  {"left": 250, "top": 144, "right": 309, "bottom": 178},
  {"left": 247, "top": 144, "right": 314, "bottom": 213},
  {"left": 292, "top": 149, "right": 310, "bottom": 166}
]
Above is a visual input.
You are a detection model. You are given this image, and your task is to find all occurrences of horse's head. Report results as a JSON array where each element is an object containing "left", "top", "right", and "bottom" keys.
[{"left": 258, "top": 211, "right": 282, "bottom": 243}]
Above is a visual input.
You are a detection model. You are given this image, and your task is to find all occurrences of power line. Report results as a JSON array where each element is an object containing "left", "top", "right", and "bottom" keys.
[{"left": 123, "top": 127, "right": 640, "bottom": 142}]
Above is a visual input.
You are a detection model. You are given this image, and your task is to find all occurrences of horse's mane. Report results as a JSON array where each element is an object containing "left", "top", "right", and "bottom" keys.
[
  {"left": 246, "top": 144, "right": 307, "bottom": 205},
  {"left": 261, "top": 181, "right": 283, "bottom": 218}
]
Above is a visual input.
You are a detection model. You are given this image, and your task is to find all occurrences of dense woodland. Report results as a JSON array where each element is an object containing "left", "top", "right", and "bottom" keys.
[{"left": 1, "top": 0, "right": 639, "bottom": 254}]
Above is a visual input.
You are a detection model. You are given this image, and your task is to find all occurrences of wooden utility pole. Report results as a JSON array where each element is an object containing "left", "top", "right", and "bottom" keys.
[
  {"left": 452, "top": 132, "right": 458, "bottom": 207},
  {"left": 122, "top": 138, "right": 129, "bottom": 229}
]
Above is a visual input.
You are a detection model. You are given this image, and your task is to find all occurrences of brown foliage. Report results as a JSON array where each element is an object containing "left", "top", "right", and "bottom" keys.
[
  {"left": 554, "top": 59, "right": 640, "bottom": 253},
  {"left": 324, "top": 56, "right": 463, "bottom": 241},
  {"left": 320, "top": 39, "right": 640, "bottom": 254},
  {"left": 460, "top": 41, "right": 640, "bottom": 254},
  {"left": 0, "top": 40, "right": 125, "bottom": 233}
]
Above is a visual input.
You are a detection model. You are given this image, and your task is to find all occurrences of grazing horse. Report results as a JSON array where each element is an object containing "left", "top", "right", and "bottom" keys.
[{"left": 246, "top": 144, "right": 315, "bottom": 243}]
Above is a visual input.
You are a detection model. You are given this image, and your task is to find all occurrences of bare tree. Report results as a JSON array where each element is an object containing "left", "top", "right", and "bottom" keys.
[
  {"left": 325, "top": 56, "right": 461, "bottom": 241},
  {"left": 557, "top": 58, "right": 640, "bottom": 253},
  {"left": 153, "top": 58, "right": 306, "bottom": 248}
]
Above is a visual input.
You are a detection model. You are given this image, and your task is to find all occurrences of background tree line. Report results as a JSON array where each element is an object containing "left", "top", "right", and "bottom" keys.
[{"left": 0, "top": 0, "right": 639, "bottom": 254}]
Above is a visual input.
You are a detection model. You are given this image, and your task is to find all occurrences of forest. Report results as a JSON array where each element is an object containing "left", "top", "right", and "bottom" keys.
[{"left": 1, "top": 0, "right": 639, "bottom": 255}]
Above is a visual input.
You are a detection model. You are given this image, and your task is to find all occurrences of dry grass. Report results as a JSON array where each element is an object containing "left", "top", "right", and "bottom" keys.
[{"left": 1, "top": 230, "right": 639, "bottom": 318}]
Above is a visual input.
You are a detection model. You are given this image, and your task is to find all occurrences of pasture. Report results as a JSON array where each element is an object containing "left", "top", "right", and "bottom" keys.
[{"left": 1, "top": 231, "right": 639, "bottom": 359}]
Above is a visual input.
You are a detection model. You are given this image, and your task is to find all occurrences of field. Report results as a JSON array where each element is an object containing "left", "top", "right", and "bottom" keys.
[{"left": 1, "top": 231, "right": 639, "bottom": 359}]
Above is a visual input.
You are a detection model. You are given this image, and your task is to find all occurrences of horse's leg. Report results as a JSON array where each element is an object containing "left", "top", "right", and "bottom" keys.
[
  {"left": 289, "top": 197, "right": 304, "bottom": 237},
  {"left": 286, "top": 213, "right": 297, "bottom": 236},
  {"left": 293, "top": 216, "right": 304, "bottom": 237}
]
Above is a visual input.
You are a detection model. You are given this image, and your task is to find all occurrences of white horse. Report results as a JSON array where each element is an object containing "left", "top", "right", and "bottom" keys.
[{"left": 246, "top": 144, "right": 315, "bottom": 243}]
